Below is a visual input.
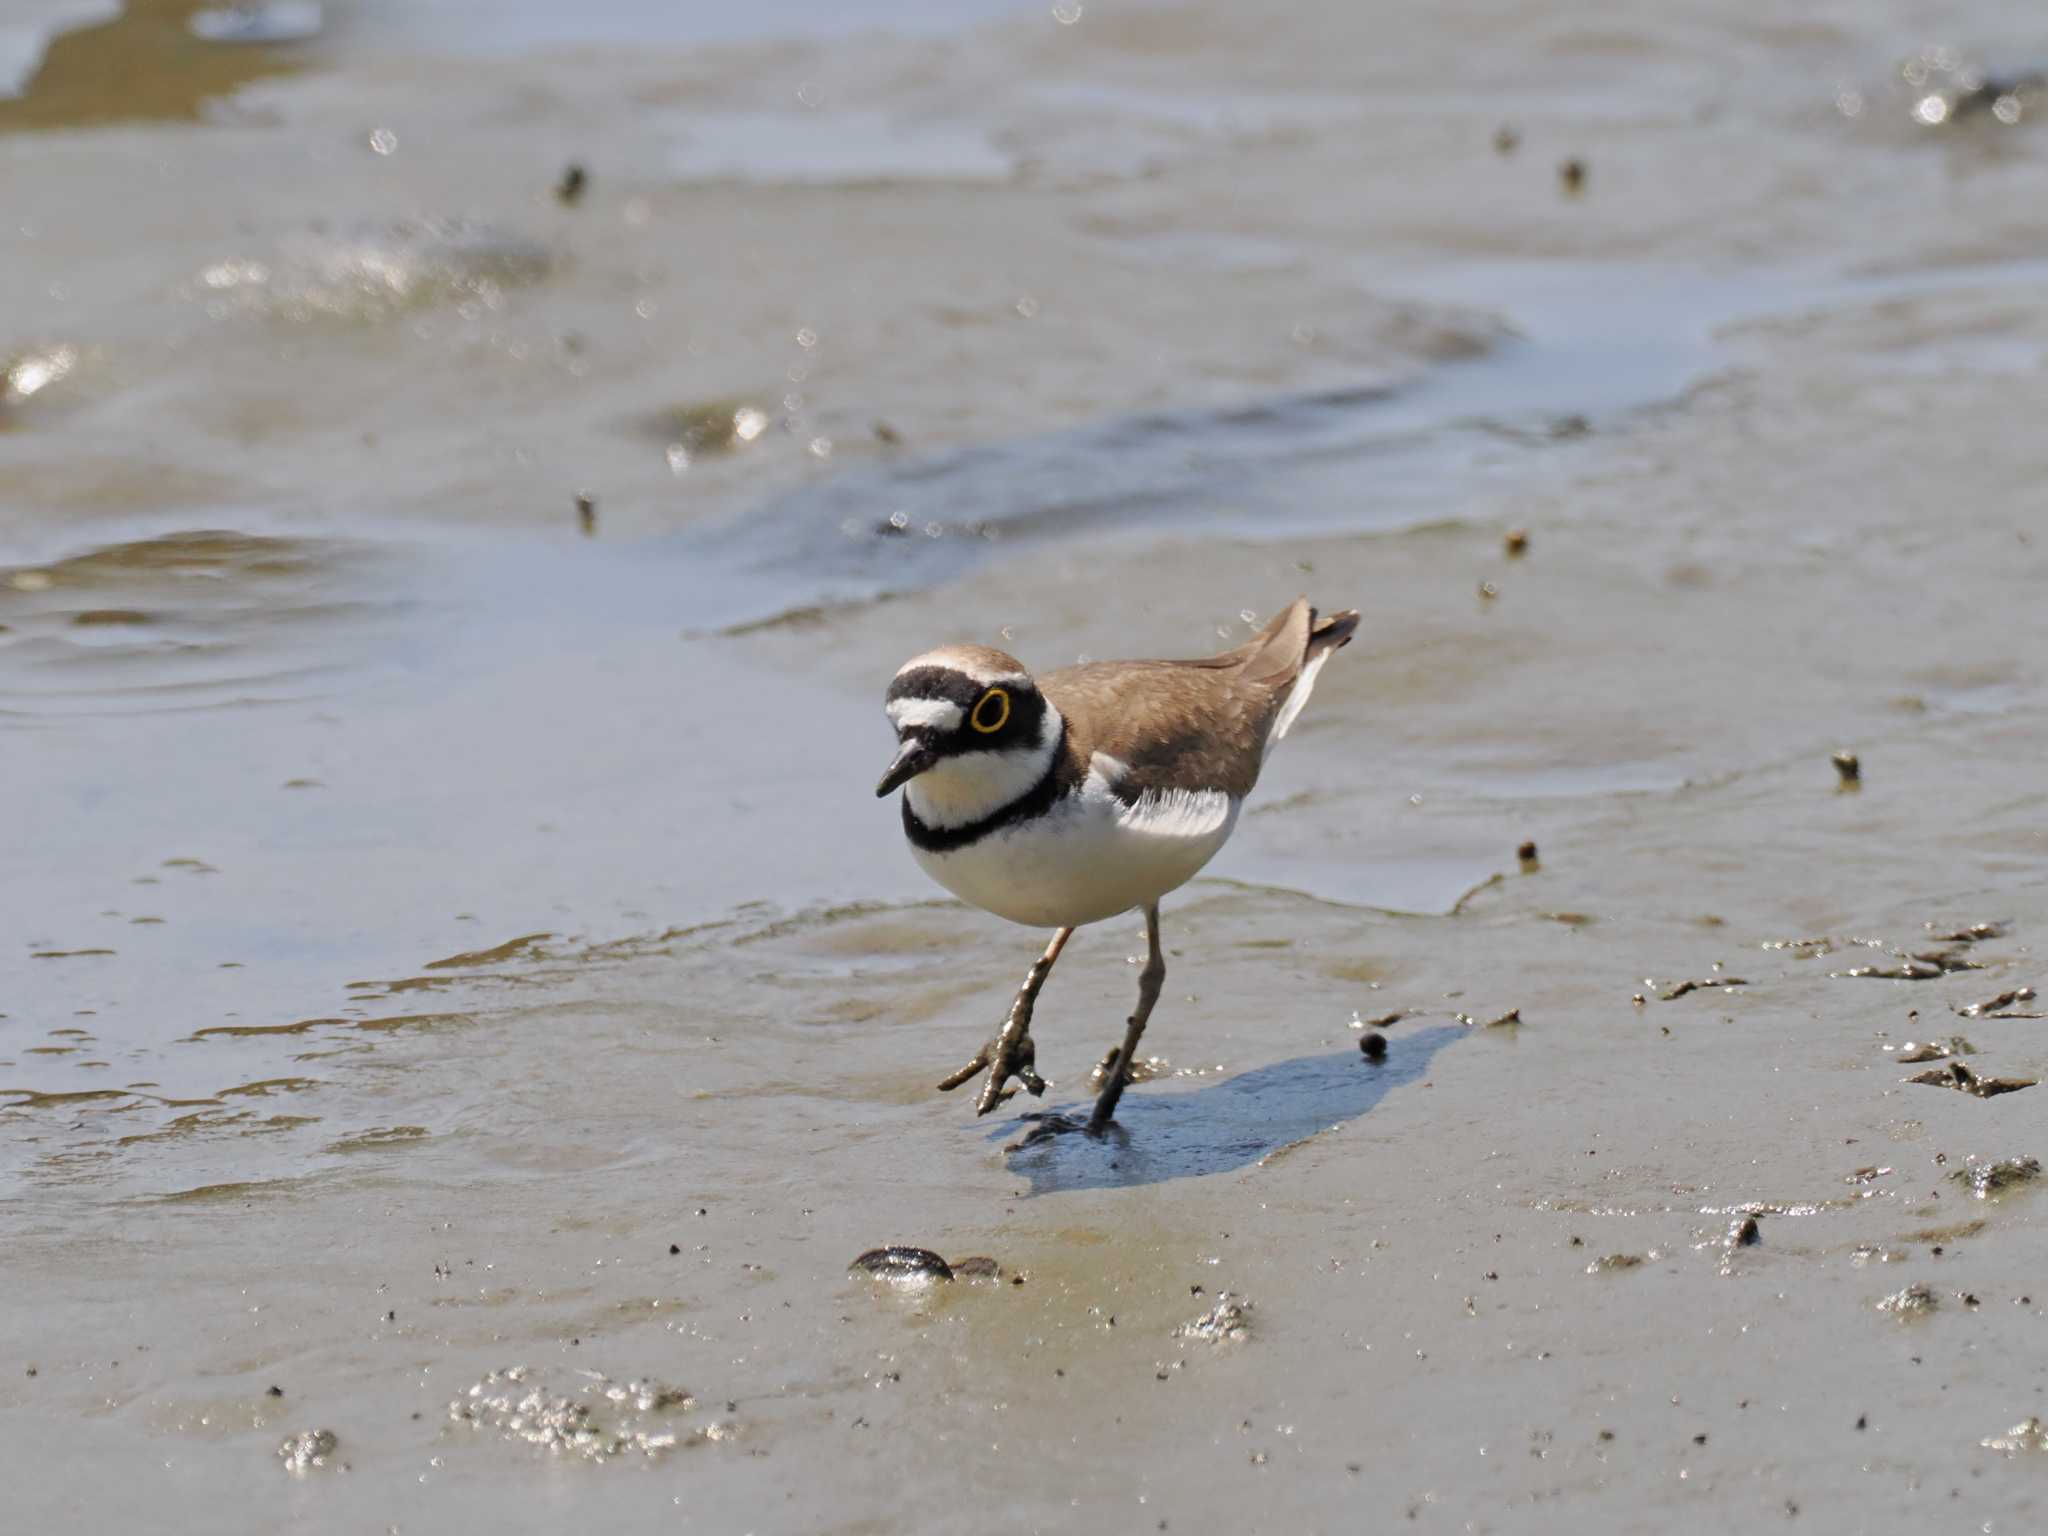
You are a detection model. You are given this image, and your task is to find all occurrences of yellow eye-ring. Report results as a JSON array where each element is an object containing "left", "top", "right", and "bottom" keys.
[{"left": 970, "top": 687, "right": 1010, "bottom": 734}]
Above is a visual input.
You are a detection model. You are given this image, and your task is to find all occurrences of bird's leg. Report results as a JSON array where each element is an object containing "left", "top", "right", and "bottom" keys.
[
  {"left": 1087, "top": 903, "right": 1165, "bottom": 1133},
  {"left": 936, "top": 927, "right": 1072, "bottom": 1114}
]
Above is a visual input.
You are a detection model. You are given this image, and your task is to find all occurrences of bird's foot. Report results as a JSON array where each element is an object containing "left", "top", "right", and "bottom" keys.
[{"left": 935, "top": 1031, "right": 1046, "bottom": 1114}]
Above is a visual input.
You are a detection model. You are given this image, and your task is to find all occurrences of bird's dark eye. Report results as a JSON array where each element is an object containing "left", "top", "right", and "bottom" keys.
[{"left": 970, "top": 687, "right": 1010, "bottom": 734}]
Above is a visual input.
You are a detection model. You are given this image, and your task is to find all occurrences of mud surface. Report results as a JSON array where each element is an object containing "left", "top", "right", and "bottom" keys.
[{"left": 4, "top": 2, "right": 2048, "bottom": 1532}]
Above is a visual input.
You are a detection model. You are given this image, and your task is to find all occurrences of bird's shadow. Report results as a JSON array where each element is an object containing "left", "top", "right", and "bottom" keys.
[{"left": 983, "top": 1024, "right": 1461, "bottom": 1196}]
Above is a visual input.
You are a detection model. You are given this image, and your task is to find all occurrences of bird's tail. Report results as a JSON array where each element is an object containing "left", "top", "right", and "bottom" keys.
[{"left": 1263, "top": 598, "right": 1359, "bottom": 746}]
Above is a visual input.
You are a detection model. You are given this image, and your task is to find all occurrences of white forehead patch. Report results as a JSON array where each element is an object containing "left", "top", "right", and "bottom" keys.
[{"left": 887, "top": 697, "right": 964, "bottom": 732}]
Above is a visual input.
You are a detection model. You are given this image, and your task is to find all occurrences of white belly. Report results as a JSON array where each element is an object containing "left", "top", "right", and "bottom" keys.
[{"left": 911, "top": 786, "right": 1241, "bottom": 928}]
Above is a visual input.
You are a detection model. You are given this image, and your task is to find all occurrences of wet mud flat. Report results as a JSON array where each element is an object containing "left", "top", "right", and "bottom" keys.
[
  {"left": 5, "top": 0, "right": 2048, "bottom": 1531},
  {"left": 6, "top": 344, "right": 2048, "bottom": 1531}
]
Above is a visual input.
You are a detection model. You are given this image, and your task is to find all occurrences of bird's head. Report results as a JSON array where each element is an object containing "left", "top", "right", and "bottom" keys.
[{"left": 876, "top": 645, "right": 1051, "bottom": 806}]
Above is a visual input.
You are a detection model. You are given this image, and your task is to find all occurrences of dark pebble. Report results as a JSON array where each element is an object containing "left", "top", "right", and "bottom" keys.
[
  {"left": 1517, "top": 839, "right": 1539, "bottom": 866},
  {"left": 1359, "top": 1031, "right": 1388, "bottom": 1060},
  {"left": 266, "top": 1385, "right": 284, "bottom": 1398},
  {"left": 1733, "top": 1215, "right": 1761, "bottom": 1246},
  {"left": 849, "top": 1246, "right": 954, "bottom": 1281},
  {"left": 556, "top": 164, "right": 588, "bottom": 205},
  {"left": 1504, "top": 528, "right": 1529, "bottom": 556},
  {"left": 669, "top": 1243, "right": 681, "bottom": 1255},
  {"left": 1832, "top": 750, "right": 1860, "bottom": 785},
  {"left": 1559, "top": 158, "right": 1587, "bottom": 194}
]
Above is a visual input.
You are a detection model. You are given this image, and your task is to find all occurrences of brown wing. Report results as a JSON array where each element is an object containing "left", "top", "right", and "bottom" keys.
[
  {"left": 1040, "top": 659, "right": 1280, "bottom": 799},
  {"left": 1039, "top": 598, "right": 1360, "bottom": 801}
]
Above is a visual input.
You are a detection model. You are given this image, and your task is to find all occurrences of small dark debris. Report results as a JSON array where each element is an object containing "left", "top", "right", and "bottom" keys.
[
  {"left": 1011, "top": 1274, "right": 1025, "bottom": 1286},
  {"left": 850, "top": 1246, "right": 953, "bottom": 1281},
  {"left": 1730, "top": 1215, "right": 1761, "bottom": 1247},
  {"left": 555, "top": 164, "right": 588, "bottom": 205},
  {"left": 1907, "top": 1061, "right": 2036, "bottom": 1098},
  {"left": 1360, "top": 1031, "right": 1388, "bottom": 1060},
  {"left": 1961, "top": 986, "right": 2038, "bottom": 1018},
  {"left": 1855, "top": 1414, "right": 1867, "bottom": 1430},
  {"left": 1831, "top": 750, "right": 1860, "bottom": 786},
  {"left": 1456, "top": 1007, "right": 1521, "bottom": 1029},
  {"left": 266, "top": 1384, "right": 285, "bottom": 1398},
  {"left": 1493, "top": 125, "right": 1520, "bottom": 155},
  {"left": 1504, "top": 528, "right": 1529, "bottom": 557},
  {"left": 1837, "top": 949, "right": 1979, "bottom": 980},
  {"left": 1517, "top": 839, "right": 1539, "bottom": 869},
  {"left": 872, "top": 421, "right": 903, "bottom": 447},
  {"left": 1598, "top": 1428, "right": 1615, "bottom": 1442},
  {"left": 1693, "top": 1433, "right": 1708, "bottom": 1446},
  {"left": 1895, "top": 1039, "right": 1970, "bottom": 1064},
  {"left": 1559, "top": 157, "right": 1586, "bottom": 194},
  {"left": 575, "top": 493, "right": 596, "bottom": 536},
  {"left": 1927, "top": 921, "right": 2007, "bottom": 944},
  {"left": 1662, "top": 977, "right": 1748, "bottom": 1000},
  {"left": 669, "top": 1243, "right": 681, "bottom": 1255}
]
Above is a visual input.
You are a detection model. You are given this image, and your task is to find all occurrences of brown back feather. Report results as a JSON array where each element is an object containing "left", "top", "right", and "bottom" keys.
[{"left": 1038, "top": 597, "right": 1356, "bottom": 800}]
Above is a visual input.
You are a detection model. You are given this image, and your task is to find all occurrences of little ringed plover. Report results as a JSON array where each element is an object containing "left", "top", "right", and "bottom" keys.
[{"left": 876, "top": 596, "right": 1359, "bottom": 1133}]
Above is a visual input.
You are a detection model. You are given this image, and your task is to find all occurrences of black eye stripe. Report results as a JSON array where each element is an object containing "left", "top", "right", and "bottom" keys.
[{"left": 886, "top": 667, "right": 1040, "bottom": 716}]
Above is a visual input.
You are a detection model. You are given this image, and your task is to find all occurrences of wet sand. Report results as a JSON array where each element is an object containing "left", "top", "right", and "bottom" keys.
[{"left": 5, "top": 2, "right": 2048, "bottom": 1530}]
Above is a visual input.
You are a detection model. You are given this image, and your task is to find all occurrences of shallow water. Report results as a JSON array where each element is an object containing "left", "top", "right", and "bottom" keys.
[{"left": 5, "top": 1, "right": 2048, "bottom": 1530}]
